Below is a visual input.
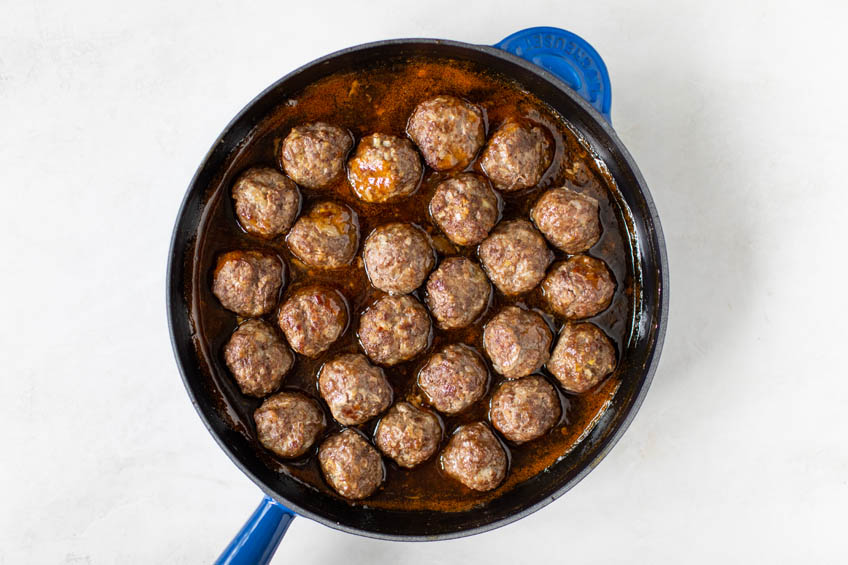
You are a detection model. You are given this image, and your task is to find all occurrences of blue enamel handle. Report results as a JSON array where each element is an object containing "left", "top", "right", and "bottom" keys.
[
  {"left": 214, "top": 496, "right": 295, "bottom": 565},
  {"left": 494, "top": 27, "right": 612, "bottom": 123}
]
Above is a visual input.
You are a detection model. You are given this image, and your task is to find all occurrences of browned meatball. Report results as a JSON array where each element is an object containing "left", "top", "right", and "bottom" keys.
[
  {"left": 489, "top": 376, "right": 560, "bottom": 444},
  {"left": 231, "top": 167, "right": 301, "bottom": 239},
  {"left": 318, "top": 353, "right": 392, "bottom": 426},
  {"left": 358, "top": 295, "right": 431, "bottom": 365},
  {"left": 318, "top": 429, "right": 385, "bottom": 500},
  {"left": 276, "top": 285, "right": 348, "bottom": 358},
  {"left": 212, "top": 250, "right": 284, "bottom": 317},
  {"left": 418, "top": 344, "right": 488, "bottom": 414},
  {"left": 363, "top": 223, "right": 434, "bottom": 294},
  {"left": 407, "top": 95, "right": 485, "bottom": 171},
  {"left": 542, "top": 255, "right": 615, "bottom": 319},
  {"left": 441, "top": 422, "right": 507, "bottom": 492},
  {"left": 286, "top": 201, "right": 359, "bottom": 268},
  {"left": 531, "top": 186, "right": 601, "bottom": 253},
  {"left": 224, "top": 319, "right": 293, "bottom": 397},
  {"left": 483, "top": 306, "right": 552, "bottom": 379},
  {"left": 280, "top": 122, "right": 352, "bottom": 189},
  {"left": 254, "top": 391, "right": 325, "bottom": 458},
  {"left": 478, "top": 219, "right": 553, "bottom": 295},
  {"left": 374, "top": 402, "right": 442, "bottom": 468},
  {"left": 479, "top": 119, "right": 552, "bottom": 192},
  {"left": 425, "top": 257, "right": 490, "bottom": 329},
  {"left": 429, "top": 173, "right": 499, "bottom": 246},
  {"left": 347, "top": 133, "right": 422, "bottom": 203},
  {"left": 548, "top": 323, "right": 617, "bottom": 394}
]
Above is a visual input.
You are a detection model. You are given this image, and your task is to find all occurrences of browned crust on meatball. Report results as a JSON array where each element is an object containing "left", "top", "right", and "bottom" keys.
[
  {"left": 489, "top": 376, "right": 561, "bottom": 444},
  {"left": 479, "top": 119, "right": 552, "bottom": 192},
  {"left": 425, "top": 257, "right": 491, "bottom": 330},
  {"left": 212, "top": 250, "right": 284, "bottom": 317},
  {"left": 542, "top": 255, "right": 615, "bottom": 319},
  {"left": 286, "top": 201, "right": 359, "bottom": 269},
  {"left": 224, "top": 319, "right": 293, "bottom": 397},
  {"left": 318, "top": 353, "right": 393, "bottom": 426},
  {"left": 530, "top": 186, "right": 601, "bottom": 253},
  {"left": 440, "top": 422, "right": 507, "bottom": 492},
  {"left": 231, "top": 167, "right": 301, "bottom": 239},
  {"left": 363, "top": 223, "right": 434, "bottom": 294},
  {"left": 478, "top": 219, "right": 553, "bottom": 295},
  {"left": 254, "top": 391, "right": 325, "bottom": 458},
  {"left": 483, "top": 306, "right": 552, "bottom": 379},
  {"left": 407, "top": 95, "right": 486, "bottom": 171},
  {"left": 418, "top": 344, "right": 489, "bottom": 415},
  {"left": 276, "top": 285, "right": 348, "bottom": 358},
  {"left": 429, "top": 173, "right": 499, "bottom": 246},
  {"left": 358, "top": 295, "right": 432, "bottom": 365},
  {"left": 318, "top": 429, "right": 385, "bottom": 500},
  {"left": 347, "top": 133, "right": 422, "bottom": 203},
  {"left": 374, "top": 402, "right": 442, "bottom": 468},
  {"left": 280, "top": 122, "right": 353, "bottom": 189},
  {"left": 547, "top": 323, "right": 617, "bottom": 394}
]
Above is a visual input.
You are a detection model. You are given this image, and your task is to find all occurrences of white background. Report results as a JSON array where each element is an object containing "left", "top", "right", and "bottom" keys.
[{"left": 2, "top": 0, "right": 847, "bottom": 563}]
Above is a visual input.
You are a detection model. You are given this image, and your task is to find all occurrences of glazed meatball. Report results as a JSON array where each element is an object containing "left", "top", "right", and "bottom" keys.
[
  {"left": 407, "top": 95, "right": 485, "bottom": 171},
  {"left": 478, "top": 219, "right": 553, "bottom": 295},
  {"left": 318, "top": 429, "right": 385, "bottom": 500},
  {"left": 375, "top": 402, "right": 442, "bottom": 468},
  {"left": 224, "top": 319, "right": 293, "bottom": 397},
  {"left": 231, "top": 167, "right": 301, "bottom": 239},
  {"left": 254, "top": 391, "right": 325, "bottom": 458},
  {"left": 429, "top": 173, "right": 499, "bottom": 246},
  {"left": 212, "top": 250, "right": 284, "bottom": 317},
  {"left": 363, "top": 223, "right": 434, "bottom": 294},
  {"left": 347, "top": 133, "right": 423, "bottom": 203},
  {"left": 483, "top": 306, "right": 552, "bottom": 379},
  {"left": 280, "top": 122, "right": 352, "bottom": 189},
  {"left": 358, "top": 295, "right": 431, "bottom": 365},
  {"left": 489, "top": 376, "right": 560, "bottom": 444},
  {"left": 276, "top": 285, "right": 348, "bottom": 358},
  {"left": 548, "top": 323, "right": 617, "bottom": 394},
  {"left": 479, "top": 119, "right": 552, "bottom": 192},
  {"left": 531, "top": 186, "right": 601, "bottom": 253},
  {"left": 440, "top": 422, "right": 507, "bottom": 492},
  {"left": 425, "top": 257, "right": 491, "bottom": 329},
  {"left": 286, "top": 201, "right": 359, "bottom": 268},
  {"left": 418, "top": 344, "right": 488, "bottom": 414},
  {"left": 318, "top": 353, "right": 392, "bottom": 426},
  {"left": 542, "top": 255, "right": 615, "bottom": 319}
]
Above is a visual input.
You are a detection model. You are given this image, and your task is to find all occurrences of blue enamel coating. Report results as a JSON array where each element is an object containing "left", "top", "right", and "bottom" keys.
[
  {"left": 494, "top": 27, "right": 612, "bottom": 123},
  {"left": 214, "top": 496, "right": 295, "bottom": 565}
]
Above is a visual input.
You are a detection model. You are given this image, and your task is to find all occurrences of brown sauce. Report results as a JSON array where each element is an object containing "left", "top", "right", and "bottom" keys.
[{"left": 190, "top": 58, "right": 636, "bottom": 512}]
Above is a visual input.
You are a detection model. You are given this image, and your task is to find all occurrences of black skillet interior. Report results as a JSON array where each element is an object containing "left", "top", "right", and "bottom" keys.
[{"left": 167, "top": 39, "right": 668, "bottom": 541}]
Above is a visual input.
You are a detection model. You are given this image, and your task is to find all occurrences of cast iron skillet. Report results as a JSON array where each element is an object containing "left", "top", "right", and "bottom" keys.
[{"left": 167, "top": 27, "right": 668, "bottom": 564}]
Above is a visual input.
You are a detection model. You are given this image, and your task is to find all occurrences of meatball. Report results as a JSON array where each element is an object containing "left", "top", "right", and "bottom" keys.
[
  {"left": 440, "top": 422, "right": 507, "bottom": 492},
  {"left": 542, "top": 255, "right": 615, "bottom": 319},
  {"left": 231, "top": 167, "right": 301, "bottom": 239},
  {"left": 276, "top": 285, "right": 348, "bottom": 358},
  {"left": 280, "top": 122, "right": 352, "bottom": 189},
  {"left": 318, "top": 353, "right": 393, "bottom": 426},
  {"left": 429, "top": 173, "right": 499, "bottom": 246},
  {"left": 363, "top": 223, "right": 434, "bottom": 294},
  {"left": 374, "top": 402, "right": 442, "bottom": 468},
  {"left": 425, "top": 257, "right": 491, "bottom": 329},
  {"left": 407, "top": 95, "right": 485, "bottom": 171},
  {"left": 318, "top": 429, "right": 385, "bottom": 500},
  {"left": 358, "top": 295, "right": 431, "bottom": 365},
  {"left": 531, "top": 186, "right": 601, "bottom": 253},
  {"left": 286, "top": 201, "right": 359, "bottom": 269},
  {"left": 478, "top": 219, "right": 553, "bottom": 295},
  {"left": 347, "top": 133, "right": 422, "bottom": 203},
  {"left": 418, "top": 344, "right": 488, "bottom": 414},
  {"left": 212, "top": 250, "right": 284, "bottom": 317},
  {"left": 479, "top": 119, "right": 552, "bottom": 192},
  {"left": 224, "top": 319, "right": 293, "bottom": 397},
  {"left": 254, "top": 391, "right": 325, "bottom": 458},
  {"left": 489, "top": 376, "right": 560, "bottom": 444},
  {"left": 547, "top": 323, "right": 617, "bottom": 394},
  {"left": 483, "top": 306, "right": 552, "bottom": 379}
]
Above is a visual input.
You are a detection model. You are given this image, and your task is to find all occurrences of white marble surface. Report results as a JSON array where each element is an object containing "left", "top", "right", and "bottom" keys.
[{"left": 2, "top": 1, "right": 847, "bottom": 563}]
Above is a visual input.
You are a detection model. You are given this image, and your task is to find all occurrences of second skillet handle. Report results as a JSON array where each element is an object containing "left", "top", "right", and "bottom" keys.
[
  {"left": 494, "top": 27, "right": 612, "bottom": 123},
  {"left": 214, "top": 496, "right": 295, "bottom": 565}
]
